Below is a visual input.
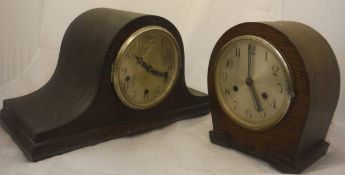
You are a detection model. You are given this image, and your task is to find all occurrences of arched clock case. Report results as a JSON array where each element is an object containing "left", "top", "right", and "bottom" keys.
[
  {"left": 0, "top": 8, "right": 209, "bottom": 161},
  {"left": 208, "top": 21, "right": 340, "bottom": 173}
]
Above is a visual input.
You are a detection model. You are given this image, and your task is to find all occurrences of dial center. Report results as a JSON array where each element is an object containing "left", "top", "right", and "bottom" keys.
[{"left": 245, "top": 78, "right": 254, "bottom": 86}]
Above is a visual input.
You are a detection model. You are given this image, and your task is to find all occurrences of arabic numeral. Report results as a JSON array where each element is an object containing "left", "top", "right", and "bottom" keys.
[
  {"left": 154, "top": 87, "right": 161, "bottom": 96},
  {"left": 236, "top": 47, "right": 240, "bottom": 57},
  {"left": 233, "top": 100, "right": 238, "bottom": 110},
  {"left": 260, "top": 111, "right": 267, "bottom": 118},
  {"left": 144, "top": 89, "right": 149, "bottom": 100},
  {"left": 226, "top": 59, "right": 233, "bottom": 69},
  {"left": 224, "top": 87, "right": 231, "bottom": 96},
  {"left": 222, "top": 71, "right": 227, "bottom": 81},
  {"left": 270, "top": 99, "right": 276, "bottom": 109},
  {"left": 272, "top": 65, "right": 279, "bottom": 77},
  {"left": 277, "top": 83, "right": 283, "bottom": 94},
  {"left": 132, "top": 90, "right": 137, "bottom": 99},
  {"left": 246, "top": 109, "right": 252, "bottom": 118}
]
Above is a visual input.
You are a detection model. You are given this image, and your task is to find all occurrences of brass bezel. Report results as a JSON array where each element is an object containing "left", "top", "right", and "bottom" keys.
[
  {"left": 214, "top": 35, "right": 294, "bottom": 131},
  {"left": 112, "top": 26, "right": 181, "bottom": 109}
]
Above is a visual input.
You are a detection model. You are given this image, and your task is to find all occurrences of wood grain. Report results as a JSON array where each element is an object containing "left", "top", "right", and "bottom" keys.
[{"left": 208, "top": 21, "right": 340, "bottom": 173}]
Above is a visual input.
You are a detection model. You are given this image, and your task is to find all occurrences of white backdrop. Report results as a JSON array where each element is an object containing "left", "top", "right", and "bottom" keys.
[
  {"left": 0, "top": 0, "right": 344, "bottom": 123},
  {"left": 0, "top": 0, "right": 345, "bottom": 174}
]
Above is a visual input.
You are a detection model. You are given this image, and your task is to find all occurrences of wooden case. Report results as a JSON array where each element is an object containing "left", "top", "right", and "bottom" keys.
[
  {"left": 208, "top": 21, "right": 340, "bottom": 173},
  {"left": 0, "top": 8, "right": 209, "bottom": 161}
]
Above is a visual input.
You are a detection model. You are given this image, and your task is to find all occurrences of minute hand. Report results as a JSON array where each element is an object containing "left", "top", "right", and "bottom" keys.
[{"left": 248, "top": 43, "right": 254, "bottom": 78}]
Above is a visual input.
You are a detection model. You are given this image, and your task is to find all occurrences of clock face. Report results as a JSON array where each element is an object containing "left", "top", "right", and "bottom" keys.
[
  {"left": 112, "top": 26, "right": 180, "bottom": 109},
  {"left": 214, "top": 35, "right": 294, "bottom": 131}
]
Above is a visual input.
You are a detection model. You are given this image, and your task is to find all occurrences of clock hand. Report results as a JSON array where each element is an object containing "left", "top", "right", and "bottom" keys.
[
  {"left": 135, "top": 55, "right": 169, "bottom": 81},
  {"left": 248, "top": 43, "right": 255, "bottom": 79},
  {"left": 246, "top": 43, "right": 263, "bottom": 111},
  {"left": 246, "top": 78, "right": 263, "bottom": 111}
]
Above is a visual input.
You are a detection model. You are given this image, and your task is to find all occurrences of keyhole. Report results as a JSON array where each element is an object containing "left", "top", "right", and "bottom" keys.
[{"left": 262, "top": 92, "right": 268, "bottom": 99}]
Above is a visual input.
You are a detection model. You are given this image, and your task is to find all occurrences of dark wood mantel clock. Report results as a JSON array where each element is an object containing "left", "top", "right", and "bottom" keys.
[
  {"left": 0, "top": 8, "right": 209, "bottom": 161},
  {"left": 208, "top": 21, "right": 340, "bottom": 173}
]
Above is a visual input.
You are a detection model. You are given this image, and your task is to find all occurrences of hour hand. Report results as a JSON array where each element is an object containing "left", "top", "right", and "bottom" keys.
[
  {"left": 250, "top": 87, "right": 263, "bottom": 111},
  {"left": 135, "top": 55, "right": 145, "bottom": 68},
  {"left": 135, "top": 55, "right": 169, "bottom": 81},
  {"left": 246, "top": 78, "right": 263, "bottom": 111},
  {"left": 135, "top": 55, "right": 153, "bottom": 72}
]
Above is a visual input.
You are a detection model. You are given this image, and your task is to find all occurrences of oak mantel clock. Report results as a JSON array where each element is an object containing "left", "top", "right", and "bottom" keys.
[
  {"left": 0, "top": 8, "right": 209, "bottom": 161},
  {"left": 208, "top": 21, "right": 340, "bottom": 173}
]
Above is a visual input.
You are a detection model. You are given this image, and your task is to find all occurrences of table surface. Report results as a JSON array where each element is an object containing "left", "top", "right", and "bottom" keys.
[{"left": 1, "top": 113, "right": 344, "bottom": 175}]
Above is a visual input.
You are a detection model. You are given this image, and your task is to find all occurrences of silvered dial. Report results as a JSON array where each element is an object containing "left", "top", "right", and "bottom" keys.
[
  {"left": 214, "top": 35, "right": 293, "bottom": 131},
  {"left": 112, "top": 26, "right": 180, "bottom": 109}
]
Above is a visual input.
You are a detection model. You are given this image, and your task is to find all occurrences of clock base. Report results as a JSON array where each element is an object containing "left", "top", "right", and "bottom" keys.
[
  {"left": 0, "top": 88, "right": 208, "bottom": 161},
  {"left": 209, "top": 130, "right": 329, "bottom": 173}
]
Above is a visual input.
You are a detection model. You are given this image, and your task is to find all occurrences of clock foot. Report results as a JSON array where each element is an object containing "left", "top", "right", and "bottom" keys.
[
  {"left": 209, "top": 129, "right": 329, "bottom": 173},
  {"left": 268, "top": 140, "right": 329, "bottom": 174},
  {"left": 209, "top": 130, "right": 231, "bottom": 147}
]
